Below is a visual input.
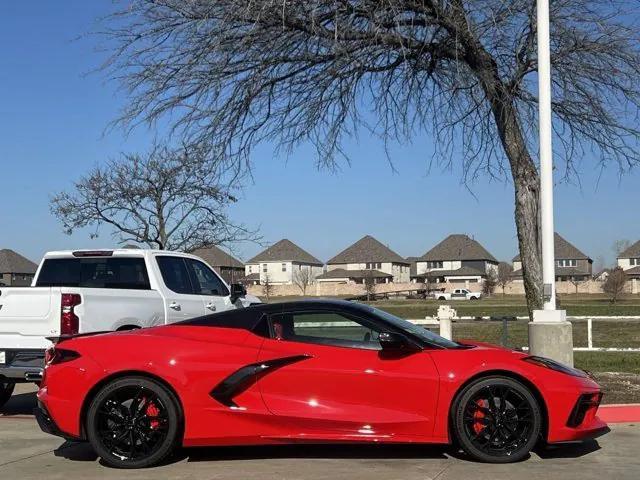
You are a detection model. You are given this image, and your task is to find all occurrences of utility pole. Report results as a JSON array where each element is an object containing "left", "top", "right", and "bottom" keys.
[{"left": 528, "top": 0, "right": 574, "bottom": 366}]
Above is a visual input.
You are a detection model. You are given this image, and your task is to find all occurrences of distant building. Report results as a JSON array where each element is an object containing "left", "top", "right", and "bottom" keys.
[
  {"left": 512, "top": 232, "right": 593, "bottom": 281},
  {"left": 319, "top": 235, "right": 410, "bottom": 284},
  {"left": 244, "top": 239, "right": 323, "bottom": 285},
  {"left": 413, "top": 234, "right": 498, "bottom": 286},
  {"left": 617, "top": 240, "right": 640, "bottom": 293},
  {"left": 0, "top": 249, "right": 38, "bottom": 286},
  {"left": 191, "top": 245, "right": 244, "bottom": 284}
]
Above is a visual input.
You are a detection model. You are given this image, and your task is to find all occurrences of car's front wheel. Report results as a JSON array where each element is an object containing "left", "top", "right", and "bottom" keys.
[
  {"left": 86, "top": 376, "right": 181, "bottom": 468},
  {"left": 452, "top": 376, "right": 542, "bottom": 463}
]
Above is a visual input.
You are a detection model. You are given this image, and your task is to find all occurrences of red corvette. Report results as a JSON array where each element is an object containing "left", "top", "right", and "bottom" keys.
[{"left": 36, "top": 300, "right": 607, "bottom": 468}]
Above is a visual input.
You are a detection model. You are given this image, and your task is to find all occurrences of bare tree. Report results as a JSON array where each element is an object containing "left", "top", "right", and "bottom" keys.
[
  {"left": 51, "top": 143, "right": 258, "bottom": 251},
  {"left": 496, "top": 262, "right": 513, "bottom": 295},
  {"left": 602, "top": 267, "right": 627, "bottom": 304},
  {"left": 613, "top": 240, "right": 632, "bottom": 258},
  {"left": 567, "top": 277, "right": 583, "bottom": 295},
  {"left": 593, "top": 255, "right": 607, "bottom": 277},
  {"left": 362, "top": 271, "right": 377, "bottom": 302},
  {"left": 262, "top": 272, "right": 274, "bottom": 302},
  {"left": 483, "top": 269, "right": 497, "bottom": 296},
  {"left": 293, "top": 267, "right": 315, "bottom": 296},
  {"left": 102, "top": 1, "right": 640, "bottom": 317}
]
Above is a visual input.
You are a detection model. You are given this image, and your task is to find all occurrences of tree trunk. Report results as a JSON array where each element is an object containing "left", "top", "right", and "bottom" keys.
[{"left": 482, "top": 77, "right": 544, "bottom": 318}]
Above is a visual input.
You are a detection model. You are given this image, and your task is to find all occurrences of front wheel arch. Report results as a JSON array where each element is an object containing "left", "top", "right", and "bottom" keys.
[
  {"left": 79, "top": 370, "right": 184, "bottom": 442},
  {"left": 448, "top": 370, "right": 549, "bottom": 444}
]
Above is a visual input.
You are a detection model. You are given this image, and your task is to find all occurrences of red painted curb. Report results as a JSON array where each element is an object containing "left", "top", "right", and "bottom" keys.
[{"left": 598, "top": 404, "right": 640, "bottom": 423}]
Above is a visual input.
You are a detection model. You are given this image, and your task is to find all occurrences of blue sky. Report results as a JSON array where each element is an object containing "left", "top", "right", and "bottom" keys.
[{"left": 1, "top": 1, "right": 638, "bottom": 268}]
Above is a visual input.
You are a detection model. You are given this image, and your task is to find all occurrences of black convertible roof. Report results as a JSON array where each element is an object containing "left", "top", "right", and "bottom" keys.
[{"left": 176, "top": 299, "right": 367, "bottom": 331}]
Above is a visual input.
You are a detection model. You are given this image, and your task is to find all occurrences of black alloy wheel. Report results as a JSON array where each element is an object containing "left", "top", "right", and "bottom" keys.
[
  {"left": 453, "top": 376, "right": 542, "bottom": 463},
  {"left": 86, "top": 377, "right": 180, "bottom": 468}
]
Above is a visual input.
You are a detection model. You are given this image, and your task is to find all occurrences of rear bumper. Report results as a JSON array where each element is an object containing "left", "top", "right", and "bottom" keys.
[
  {"left": 34, "top": 401, "right": 80, "bottom": 441},
  {"left": 0, "top": 349, "right": 44, "bottom": 382}
]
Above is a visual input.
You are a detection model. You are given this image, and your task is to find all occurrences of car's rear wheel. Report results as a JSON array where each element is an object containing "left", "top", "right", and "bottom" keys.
[
  {"left": 0, "top": 381, "right": 15, "bottom": 409},
  {"left": 86, "top": 376, "right": 180, "bottom": 468},
  {"left": 452, "top": 376, "right": 541, "bottom": 463}
]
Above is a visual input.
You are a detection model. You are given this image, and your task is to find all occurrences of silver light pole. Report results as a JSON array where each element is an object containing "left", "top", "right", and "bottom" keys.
[
  {"left": 536, "top": 0, "right": 556, "bottom": 311},
  {"left": 528, "top": 0, "right": 574, "bottom": 366}
]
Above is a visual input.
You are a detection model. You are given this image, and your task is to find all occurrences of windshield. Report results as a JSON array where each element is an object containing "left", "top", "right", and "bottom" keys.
[{"left": 358, "top": 304, "right": 462, "bottom": 349}]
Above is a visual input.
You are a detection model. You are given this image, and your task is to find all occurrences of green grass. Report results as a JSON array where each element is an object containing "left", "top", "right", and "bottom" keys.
[
  {"left": 373, "top": 298, "right": 640, "bottom": 319},
  {"left": 443, "top": 319, "right": 640, "bottom": 349},
  {"left": 574, "top": 352, "right": 640, "bottom": 374}
]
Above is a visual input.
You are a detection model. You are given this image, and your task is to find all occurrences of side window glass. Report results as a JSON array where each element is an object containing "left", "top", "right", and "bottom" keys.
[
  {"left": 156, "top": 257, "right": 194, "bottom": 294},
  {"left": 270, "top": 311, "right": 384, "bottom": 349},
  {"left": 187, "top": 259, "right": 229, "bottom": 296}
]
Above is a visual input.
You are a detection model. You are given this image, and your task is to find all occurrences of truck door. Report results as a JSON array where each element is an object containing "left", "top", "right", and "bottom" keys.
[
  {"left": 155, "top": 256, "right": 207, "bottom": 322},
  {"left": 183, "top": 258, "right": 233, "bottom": 314}
]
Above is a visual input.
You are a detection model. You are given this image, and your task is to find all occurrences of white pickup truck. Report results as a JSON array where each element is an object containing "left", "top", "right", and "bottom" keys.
[
  {"left": 434, "top": 288, "right": 482, "bottom": 301},
  {"left": 0, "top": 248, "right": 259, "bottom": 407}
]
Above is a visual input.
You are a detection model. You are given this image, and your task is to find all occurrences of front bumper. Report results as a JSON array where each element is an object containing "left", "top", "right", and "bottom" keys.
[
  {"left": 0, "top": 349, "right": 44, "bottom": 382},
  {"left": 548, "top": 389, "right": 609, "bottom": 443}
]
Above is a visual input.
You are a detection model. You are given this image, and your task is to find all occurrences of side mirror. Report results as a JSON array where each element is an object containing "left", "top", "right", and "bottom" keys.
[
  {"left": 229, "top": 283, "right": 247, "bottom": 303},
  {"left": 378, "top": 332, "right": 419, "bottom": 351}
]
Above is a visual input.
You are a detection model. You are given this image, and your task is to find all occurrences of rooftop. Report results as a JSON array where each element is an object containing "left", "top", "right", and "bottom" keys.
[
  {"left": 247, "top": 239, "right": 322, "bottom": 265},
  {"left": 0, "top": 249, "right": 38, "bottom": 275},
  {"left": 328, "top": 235, "right": 409, "bottom": 265},
  {"left": 191, "top": 245, "right": 244, "bottom": 269},
  {"left": 420, "top": 234, "right": 497, "bottom": 262}
]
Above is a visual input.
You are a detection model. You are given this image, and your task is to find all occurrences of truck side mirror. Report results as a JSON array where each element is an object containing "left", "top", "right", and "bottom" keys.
[{"left": 230, "top": 283, "right": 247, "bottom": 303}]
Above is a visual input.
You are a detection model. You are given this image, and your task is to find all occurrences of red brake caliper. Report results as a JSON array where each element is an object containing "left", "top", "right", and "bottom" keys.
[
  {"left": 145, "top": 401, "right": 160, "bottom": 430},
  {"left": 473, "top": 399, "right": 487, "bottom": 434}
]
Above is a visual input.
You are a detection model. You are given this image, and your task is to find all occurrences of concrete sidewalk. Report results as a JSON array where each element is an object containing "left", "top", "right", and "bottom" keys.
[{"left": 1, "top": 385, "right": 639, "bottom": 480}]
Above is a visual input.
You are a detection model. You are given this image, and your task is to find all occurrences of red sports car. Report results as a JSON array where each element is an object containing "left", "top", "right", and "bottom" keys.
[{"left": 36, "top": 300, "right": 607, "bottom": 468}]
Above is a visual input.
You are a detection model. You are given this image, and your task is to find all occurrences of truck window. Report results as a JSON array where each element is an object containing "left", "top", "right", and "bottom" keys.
[
  {"left": 36, "top": 258, "right": 150, "bottom": 290},
  {"left": 186, "top": 258, "right": 229, "bottom": 296},
  {"left": 156, "top": 256, "right": 194, "bottom": 294}
]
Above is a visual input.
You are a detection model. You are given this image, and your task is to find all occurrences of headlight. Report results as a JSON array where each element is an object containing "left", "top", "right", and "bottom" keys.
[{"left": 522, "top": 355, "right": 587, "bottom": 378}]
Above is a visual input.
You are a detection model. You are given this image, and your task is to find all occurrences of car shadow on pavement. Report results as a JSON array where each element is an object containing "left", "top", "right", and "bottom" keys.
[
  {"left": 181, "top": 443, "right": 451, "bottom": 463},
  {"left": 0, "top": 391, "right": 37, "bottom": 416},
  {"left": 535, "top": 439, "right": 602, "bottom": 459},
  {"left": 51, "top": 439, "right": 603, "bottom": 467}
]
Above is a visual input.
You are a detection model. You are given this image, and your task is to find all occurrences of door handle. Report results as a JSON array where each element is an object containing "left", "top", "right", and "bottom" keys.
[
  {"left": 205, "top": 302, "right": 217, "bottom": 311},
  {"left": 169, "top": 301, "right": 181, "bottom": 311}
]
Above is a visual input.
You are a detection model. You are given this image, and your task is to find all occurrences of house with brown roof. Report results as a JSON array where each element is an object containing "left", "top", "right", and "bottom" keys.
[
  {"left": 191, "top": 245, "right": 244, "bottom": 284},
  {"left": 413, "top": 234, "right": 498, "bottom": 286},
  {"left": 318, "top": 235, "right": 410, "bottom": 284},
  {"left": 243, "top": 239, "right": 323, "bottom": 285},
  {"left": 617, "top": 240, "right": 640, "bottom": 294},
  {"left": 0, "top": 249, "right": 38, "bottom": 286},
  {"left": 512, "top": 233, "right": 593, "bottom": 281}
]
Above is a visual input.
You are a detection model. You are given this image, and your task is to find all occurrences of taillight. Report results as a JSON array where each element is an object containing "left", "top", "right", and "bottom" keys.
[
  {"left": 45, "top": 346, "right": 80, "bottom": 366},
  {"left": 60, "top": 293, "right": 81, "bottom": 336}
]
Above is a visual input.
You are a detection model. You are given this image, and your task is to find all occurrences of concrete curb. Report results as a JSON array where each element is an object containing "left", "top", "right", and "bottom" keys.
[{"left": 598, "top": 404, "right": 640, "bottom": 423}]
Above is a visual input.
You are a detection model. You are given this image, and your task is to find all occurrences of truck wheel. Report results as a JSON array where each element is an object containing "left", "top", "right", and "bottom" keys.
[
  {"left": 438, "top": 296, "right": 447, "bottom": 301},
  {"left": 0, "top": 381, "right": 15, "bottom": 409}
]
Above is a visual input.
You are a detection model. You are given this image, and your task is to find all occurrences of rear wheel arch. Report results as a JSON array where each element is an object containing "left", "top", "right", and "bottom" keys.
[
  {"left": 79, "top": 371, "right": 184, "bottom": 441},
  {"left": 448, "top": 370, "right": 549, "bottom": 443}
]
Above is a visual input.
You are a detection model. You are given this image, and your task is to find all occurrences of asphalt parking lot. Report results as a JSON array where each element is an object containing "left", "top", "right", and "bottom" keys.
[{"left": 1, "top": 384, "right": 639, "bottom": 480}]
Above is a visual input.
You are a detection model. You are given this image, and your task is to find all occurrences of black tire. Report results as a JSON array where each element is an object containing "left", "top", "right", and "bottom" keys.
[
  {"left": 469, "top": 296, "right": 479, "bottom": 301},
  {"left": 86, "top": 376, "right": 181, "bottom": 469},
  {"left": 0, "top": 381, "right": 15, "bottom": 409},
  {"left": 452, "top": 376, "right": 541, "bottom": 463},
  {"left": 438, "top": 296, "right": 447, "bottom": 301}
]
